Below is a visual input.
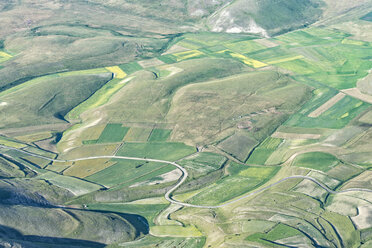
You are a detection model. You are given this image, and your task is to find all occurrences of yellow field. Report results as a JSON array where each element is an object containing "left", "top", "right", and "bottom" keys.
[
  {"left": 105, "top": 66, "right": 127, "bottom": 79},
  {"left": 150, "top": 225, "right": 203, "bottom": 237},
  {"left": 60, "top": 144, "right": 118, "bottom": 160},
  {"left": 216, "top": 49, "right": 229, "bottom": 54},
  {"left": 229, "top": 52, "right": 267, "bottom": 68},
  {"left": 92, "top": 79, "right": 127, "bottom": 107},
  {"left": 0, "top": 51, "right": 12, "bottom": 58},
  {"left": 341, "top": 39, "right": 367, "bottom": 46},
  {"left": 66, "top": 75, "right": 134, "bottom": 120},
  {"left": 355, "top": 102, "right": 363, "bottom": 108},
  {"left": 63, "top": 159, "right": 116, "bottom": 178},
  {"left": 266, "top": 55, "right": 304, "bottom": 64},
  {"left": 174, "top": 50, "right": 204, "bottom": 61}
]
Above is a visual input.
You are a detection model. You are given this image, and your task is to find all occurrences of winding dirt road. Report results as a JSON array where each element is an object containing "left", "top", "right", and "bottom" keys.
[{"left": 1, "top": 145, "right": 371, "bottom": 209}]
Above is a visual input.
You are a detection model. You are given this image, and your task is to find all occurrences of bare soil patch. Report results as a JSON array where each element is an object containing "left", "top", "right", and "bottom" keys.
[
  {"left": 138, "top": 58, "right": 165, "bottom": 68},
  {"left": 254, "top": 38, "right": 279, "bottom": 48},
  {"left": 341, "top": 87, "right": 372, "bottom": 104}
]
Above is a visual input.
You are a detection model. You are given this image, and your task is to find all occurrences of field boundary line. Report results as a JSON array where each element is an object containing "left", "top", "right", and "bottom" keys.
[
  {"left": 341, "top": 88, "right": 372, "bottom": 104},
  {"left": 308, "top": 92, "right": 345, "bottom": 118}
]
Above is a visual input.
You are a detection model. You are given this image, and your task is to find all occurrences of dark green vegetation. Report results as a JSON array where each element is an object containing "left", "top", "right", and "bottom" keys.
[
  {"left": 361, "top": 11, "right": 372, "bottom": 22},
  {"left": 97, "top": 124, "right": 129, "bottom": 143},
  {"left": 292, "top": 152, "right": 339, "bottom": 172},
  {"left": 247, "top": 137, "right": 282, "bottom": 165},
  {"left": 119, "top": 62, "right": 143, "bottom": 75},
  {"left": 148, "top": 129, "right": 172, "bottom": 142}
]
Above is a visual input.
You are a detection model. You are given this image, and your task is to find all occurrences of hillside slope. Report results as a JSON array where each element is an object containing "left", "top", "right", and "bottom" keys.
[
  {"left": 0, "top": 0, "right": 369, "bottom": 93},
  {"left": 207, "top": 0, "right": 324, "bottom": 36},
  {"left": 0, "top": 156, "right": 147, "bottom": 247}
]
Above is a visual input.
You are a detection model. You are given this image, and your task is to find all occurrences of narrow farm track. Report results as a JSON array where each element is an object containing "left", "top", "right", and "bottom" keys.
[{"left": 1, "top": 145, "right": 372, "bottom": 209}]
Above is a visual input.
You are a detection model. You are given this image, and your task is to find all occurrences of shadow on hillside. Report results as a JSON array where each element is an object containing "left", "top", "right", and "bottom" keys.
[
  {"left": 0, "top": 225, "right": 105, "bottom": 247},
  {"left": 79, "top": 208, "right": 150, "bottom": 235}
]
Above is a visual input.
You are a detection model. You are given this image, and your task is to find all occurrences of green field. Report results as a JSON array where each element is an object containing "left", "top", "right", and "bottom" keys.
[
  {"left": 292, "top": 152, "right": 339, "bottom": 172},
  {"left": 247, "top": 46, "right": 296, "bottom": 63},
  {"left": 188, "top": 164, "right": 279, "bottom": 205},
  {"left": 199, "top": 45, "right": 227, "bottom": 54},
  {"left": 275, "top": 30, "right": 331, "bottom": 45},
  {"left": 67, "top": 77, "right": 132, "bottom": 120},
  {"left": 85, "top": 159, "right": 172, "bottom": 187},
  {"left": 148, "top": 129, "right": 172, "bottom": 142},
  {"left": 0, "top": 156, "right": 25, "bottom": 178},
  {"left": 0, "top": 3, "right": 372, "bottom": 247},
  {"left": 321, "top": 212, "right": 360, "bottom": 247},
  {"left": 157, "top": 54, "right": 178, "bottom": 64},
  {"left": 119, "top": 62, "right": 143, "bottom": 74},
  {"left": 247, "top": 137, "right": 283, "bottom": 165},
  {"left": 116, "top": 142, "right": 196, "bottom": 161},
  {"left": 224, "top": 40, "right": 266, "bottom": 54},
  {"left": 267, "top": 28, "right": 372, "bottom": 90},
  {"left": 285, "top": 95, "right": 370, "bottom": 129},
  {"left": 97, "top": 124, "right": 129, "bottom": 143},
  {"left": 246, "top": 223, "right": 303, "bottom": 245},
  {"left": 294, "top": 87, "right": 339, "bottom": 116}
]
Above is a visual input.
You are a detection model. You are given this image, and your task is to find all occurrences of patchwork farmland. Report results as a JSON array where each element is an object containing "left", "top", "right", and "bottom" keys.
[{"left": 1, "top": 3, "right": 372, "bottom": 247}]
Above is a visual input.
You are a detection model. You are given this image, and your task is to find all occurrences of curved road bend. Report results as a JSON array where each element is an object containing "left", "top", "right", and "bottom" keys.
[{"left": 1, "top": 145, "right": 372, "bottom": 209}]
